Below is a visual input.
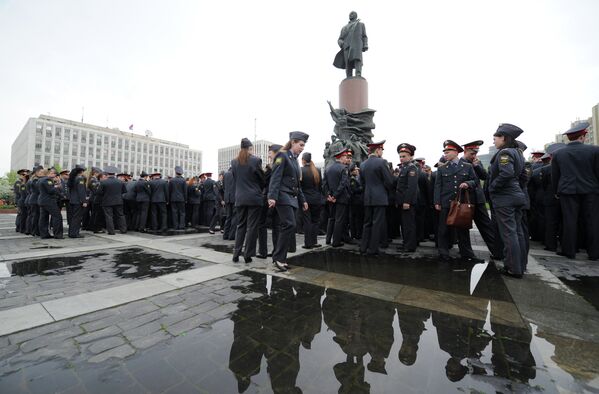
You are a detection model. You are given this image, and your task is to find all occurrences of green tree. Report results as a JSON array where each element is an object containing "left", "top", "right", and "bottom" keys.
[
  {"left": 53, "top": 163, "right": 62, "bottom": 173},
  {"left": 6, "top": 170, "right": 17, "bottom": 186}
]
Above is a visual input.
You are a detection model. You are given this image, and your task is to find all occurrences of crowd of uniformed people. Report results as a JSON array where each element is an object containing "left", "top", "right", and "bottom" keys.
[{"left": 12, "top": 122, "right": 599, "bottom": 278}]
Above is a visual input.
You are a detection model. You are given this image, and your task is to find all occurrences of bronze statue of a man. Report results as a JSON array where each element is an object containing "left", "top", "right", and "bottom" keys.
[{"left": 333, "top": 11, "right": 368, "bottom": 78}]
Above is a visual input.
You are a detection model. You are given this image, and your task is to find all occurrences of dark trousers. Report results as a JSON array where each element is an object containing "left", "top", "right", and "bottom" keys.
[
  {"left": 136, "top": 202, "right": 149, "bottom": 230},
  {"left": 103, "top": 205, "right": 127, "bottom": 234},
  {"left": 416, "top": 204, "right": 426, "bottom": 242},
  {"left": 303, "top": 204, "right": 322, "bottom": 247},
  {"left": 202, "top": 200, "right": 215, "bottom": 227},
  {"left": 495, "top": 206, "right": 527, "bottom": 274},
  {"left": 125, "top": 200, "right": 136, "bottom": 230},
  {"left": 151, "top": 202, "right": 168, "bottom": 231},
  {"left": 191, "top": 204, "right": 202, "bottom": 227},
  {"left": 223, "top": 203, "right": 237, "bottom": 240},
  {"left": 39, "top": 204, "right": 63, "bottom": 238},
  {"left": 326, "top": 202, "right": 348, "bottom": 246},
  {"left": 473, "top": 203, "right": 502, "bottom": 258},
  {"left": 400, "top": 206, "right": 417, "bottom": 251},
  {"left": 360, "top": 206, "right": 386, "bottom": 254},
  {"left": 90, "top": 203, "right": 105, "bottom": 232},
  {"left": 233, "top": 206, "right": 261, "bottom": 259},
  {"left": 350, "top": 204, "right": 364, "bottom": 239},
  {"left": 171, "top": 202, "right": 186, "bottom": 230},
  {"left": 559, "top": 194, "right": 599, "bottom": 259},
  {"left": 437, "top": 208, "right": 475, "bottom": 258},
  {"left": 68, "top": 203, "right": 84, "bottom": 237},
  {"left": 273, "top": 205, "right": 296, "bottom": 263},
  {"left": 257, "top": 205, "right": 270, "bottom": 255},
  {"left": 64, "top": 202, "right": 72, "bottom": 228},
  {"left": 544, "top": 204, "right": 561, "bottom": 251},
  {"left": 17, "top": 204, "right": 28, "bottom": 233},
  {"left": 27, "top": 203, "right": 40, "bottom": 235}
]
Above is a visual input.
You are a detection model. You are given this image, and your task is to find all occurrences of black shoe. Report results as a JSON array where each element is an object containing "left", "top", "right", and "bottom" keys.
[
  {"left": 54, "top": 236, "right": 64, "bottom": 239},
  {"left": 331, "top": 243, "right": 344, "bottom": 248},
  {"left": 344, "top": 240, "right": 356, "bottom": 245},
  {"left": 40, "top": 236, "right": 52, "bottom": 239},
  {"left": 302, "top": 245, "right": 314, "bottom": 250},
  {"left": 107, "top": 232, "right": 116, "bottom": 235},
  {"left": 490, "top": 255, "right": 504, "bottom": 261},
  {"left": 267, "top": 253, "right": 273, "bottom": 257},
  {"left": 255, "top": 254, "right": 267, "bottom": 259},
  {"left": 243, "top": 256, "right": 252, "bottom": 264},
  {"left": 313, "top": 244, "right": 322, "bottom": 248},
  {"left": 232, "top": 256, "right": 239, "bottom": 263},
  {"left": 499, "top": 267, "right": 523, "bottom": 279},
  {"left": 68, "top": 235, "right": 85, "bottom": 239},
  {"left": 273, "top": 261, "right": 287, "bottom": 272},
  {"left": 557, "top": 251, "right": 575, "bottom": 259},
  {"left": 325, "top": 241, "right": 331, "bottom": 245},
  {"left": 93, "top": 230, "right": 105, "bottom": 234},
  {"left": 209, "top": 230, "right": 215, "bottom": 234},
  {"left": 543, "top": 247, "right": 556, "bottom": 252}
]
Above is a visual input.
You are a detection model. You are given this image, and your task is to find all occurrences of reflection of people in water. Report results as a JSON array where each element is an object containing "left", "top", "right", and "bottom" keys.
[
  {"left": 491, "top": 323, "right": 536, "bottom": 383},
  {"left": 432, "top": 311, "right": 491, "bottom": 382},
  {"left": 396, "top": 304, "right": 431, "bottom": 366},
  {"left": 323, "top": 289, "right": 370, "bottom": 392},
  {"left": 363, "top": 300, "right": 395, "bottom": 375},
  {"left": 228, "top": 275, "right": 267, "bottom": 393}
]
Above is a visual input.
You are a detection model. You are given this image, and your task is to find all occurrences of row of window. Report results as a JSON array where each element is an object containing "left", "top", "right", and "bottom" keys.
[{"left": 35, "top": 123, "right": 200, "bottom": 160}]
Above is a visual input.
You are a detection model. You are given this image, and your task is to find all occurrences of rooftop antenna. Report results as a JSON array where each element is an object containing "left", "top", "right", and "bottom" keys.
[{"left": 81, "top": 106, "right": 84, "bottom": 123}]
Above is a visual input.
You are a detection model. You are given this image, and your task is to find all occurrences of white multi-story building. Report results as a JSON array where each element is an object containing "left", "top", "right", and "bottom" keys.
[
  {"left": 218, "top": 139, "right": 274, "bottom": 174},
  {"left": 10, "top": 115, "right": 202, "bottom": 176}
]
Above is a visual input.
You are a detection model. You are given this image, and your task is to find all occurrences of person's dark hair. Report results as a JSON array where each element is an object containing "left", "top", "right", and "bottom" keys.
[
  {"left": 236, "top": 147, "right": 250, "bottom": 165},
  {"left": 501, "top": 134, "right": 518, "bottom": 149},
  {"left": 68, "top": 168, "right": 85, "bottom": 191},
  {"left": 305, "top": 161, "right": 320, "bottom": 186},
  {"left": 282, "top": 139, "right": 301, "bottom": 152}
]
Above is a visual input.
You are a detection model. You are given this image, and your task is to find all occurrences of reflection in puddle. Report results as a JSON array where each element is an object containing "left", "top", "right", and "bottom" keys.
[
  {"left": 7, "top": 248, "right": 194, "bottom": 279},
  {"left": 2, "top": 272, "right": 595, "bottom": 393},
  {"left": 557, "top": 276, "right": 599, "bottom": 312},
  {"left": 288, "top": 248, "right": 512, "bottom": 301}
]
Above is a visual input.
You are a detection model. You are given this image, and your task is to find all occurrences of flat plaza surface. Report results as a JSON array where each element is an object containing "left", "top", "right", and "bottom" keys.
[{"left": 0, "top": 214, "right": 598, "bottom": 393}]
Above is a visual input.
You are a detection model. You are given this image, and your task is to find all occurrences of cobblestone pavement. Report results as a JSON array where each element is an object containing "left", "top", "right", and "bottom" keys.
[{"left": 0, "top": 214, "right": 598, "bottom": 393}]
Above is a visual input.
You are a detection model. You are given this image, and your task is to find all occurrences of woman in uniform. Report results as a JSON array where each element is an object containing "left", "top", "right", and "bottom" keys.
[
  {"left": 268, "top": 131, "right": 309, "bottom": 271},
  {"left": 300, "top": 152, "right": 324, "bottom": 249},
  {"left": 232, "top": 138, "right": 265, "bottom": 263},
  {"left": 488, "top": 123, "right": 528, "bottom": 278}
]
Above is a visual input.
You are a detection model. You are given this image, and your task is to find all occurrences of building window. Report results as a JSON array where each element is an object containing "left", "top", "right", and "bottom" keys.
[
  {"left": 97, "top": 136, "right": 102, "bottom": 145},
  {"left": 111, "top": 138, "right": 116, "bottom": 148},
  {"left": 80, "top": 131, "right": 86, "bottom": 143},
  {"left": 72, "top": 130, "right": 78, "bottom": 142},
  {"left": 45, "top": 140, "right": 51, "bottom": 152},
  {"left": 72, "top": 145, "right": 77, "bottom": 156},
  {"left": 35, "top": 141, "right": 42, "bottom": 150},
  {"left": 46, "top": 128, "right": 52, "bottom": 138},
  {"left": 36, "top": 123, "right": 43, "bottom": 133},
  {"left": 104, "top": 136, "right": 108, "bottom": 145},
  {"left": 63, "top": 143, "right": 70, "bottom": 155},
  {"left": 64, "top": 129, "right": 70, "bottom": 139},
  {"left": 55, "top": 127, "right": 62, "bottom": 138},
  {"left": 54, "top": 141, "right": 61, "bottom": 154},
  {"left": 131, "top": 142, "right": 135, "bottom": 151},
  {"left": 118, "top": 138, "right": 122, "bottom": 149},
  {"left": 96, "top": 148, "right": 101, "bottom": 157},
  {"left": 143, "top": 143, "right": 147, "bottom": 153},
  {"left": 35, "top": 154, "right": 41, "bottom": 164}
]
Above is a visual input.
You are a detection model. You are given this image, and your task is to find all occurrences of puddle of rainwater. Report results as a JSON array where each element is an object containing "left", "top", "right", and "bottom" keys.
[
  {"left": 1, "top": 271, "right": 595, "bottom": 393},
  {"left": 7, "top": 248, "right": 195, "bottom": 279},
  {"left": 287, "top": 248, "right": 511, "bottom": 301},
  {"left": 557, "top": 275, "right": 599, "bottom": 312},
  {"left": 201, "top": 243, "right": 235, "bottom": 254}
]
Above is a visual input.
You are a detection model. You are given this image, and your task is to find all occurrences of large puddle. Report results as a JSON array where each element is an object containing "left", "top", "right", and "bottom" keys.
[
  {"left": 7, "top": 248, "right": 195, "bottom": 279},
  {"left": 1, "top": 271, "right": 596, "bottom": 393}
]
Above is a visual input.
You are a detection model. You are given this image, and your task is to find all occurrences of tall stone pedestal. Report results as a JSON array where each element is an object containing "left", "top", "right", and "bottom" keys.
[{"left": 339, "top": 77, "right": 368, "bottom": 112}]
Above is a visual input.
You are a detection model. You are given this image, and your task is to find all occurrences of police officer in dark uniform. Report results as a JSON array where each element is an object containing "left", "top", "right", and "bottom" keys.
[
  {"left": 38, "top": 167, "right": 64, "bottom": 239},
  {"left": 58, "top": 169, "right": 71, "bottom": 227},
  {"left": 215, "top": 172, "right": 226, "bottom": 232},
  {"left": 359, "top": 140, "right": 395, "bottom": 255},
  {"left": 202, "top": 173, "right": 218, "bottom": 233},
  {"left": 257, "top": 144, "right": 282, "bottom": 256},
  {"left": 97, "top": 166, "right": 127, "bottom": 235},
  {"left": 413, "top": 158, "right": 430, "bottom": 242},
  {"left": 232, "top": 138, "right": 265, "bottom": 263},
  {"left": 324, "top": 147, "right": 352, "bottom": 247},
  {"left": 222, "top": 167, "right": 237, "bottom": 240},
  {"left": 551, "top": 121, "right": 599, "bottom": 261},
  {"left": 528, "top": 150, "right": 546, "bottom": 241},
  {"left": 396, "top": 143, "right": 419, "bottom": 252},
  {"left": 460, "top": 140, "right": 504, "bottom": 260},
  {"left": 121, "top": 173, "right": 136, "bottom": 230},
  {"left": 269, "top": 131, "right": 309, "bottom": 271},
  {"left": 433, "top": 140, "right": 480, "bottom": 262},
  {"left": 169, "top": 166, "right": 187, "bottom": 230},
  {"left": 132, "top": 171, "right": 150, "bottom": 231},
  {"left": 149, "top": 172, "right": 169, "bottom": 232},
  {"left": 188, "top": 176, "right": 202, "bottom": 228},
  {"left": 488, "top": 124, "right": 528, "bottom": 278},
  {"left": 87, "top": 167, "right": 104, "bottom": 233},
  {"left": 349, "top": 163, "right": 364, "bottom": 240},
  {"left": 14, "top": 169, "right": 30, "bottom": 233},
  {"left": 26, "top": 166, "right": 43, "bottom": 236},
  {"left": 67, "top": 164, "right": 87, "bottom": 238},
  {"left": 300, "top": 152, "right": 324, "bottom": 249}
]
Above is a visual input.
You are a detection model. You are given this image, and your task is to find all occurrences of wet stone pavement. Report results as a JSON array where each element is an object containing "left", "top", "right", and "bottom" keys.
[{"left": 0, "top": 214, "right": 598, "bottom": 393}]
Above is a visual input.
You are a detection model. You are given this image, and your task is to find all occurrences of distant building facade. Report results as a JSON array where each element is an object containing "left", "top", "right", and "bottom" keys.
[
  {"left": 10, "top": 115, "right": 202, "bottom": 176},
  {"left": 218, "top": 139, "right": 274, "bottom": 174}
]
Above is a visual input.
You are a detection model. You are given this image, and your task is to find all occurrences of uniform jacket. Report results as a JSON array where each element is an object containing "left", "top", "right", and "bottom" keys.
[
  {"left": 188, "top": 184, "right": 202, "bottom": 204},
  {"left": 69, "top": 175, "right": 88, "bottom": 205},
  {"left": 460, "top": 157, "right": 487, "bottom": 204},
  {"left": 324, "top": 161, "right": 351, "bottom": 204},
  {"left": 27, "top": 178, "right": 40, "bottom": 205},
  {"left": 551, "top": 141, "right": 599, "bottom": 195},
  {"left": 150, "top": 178, "right": 169, "bottom": 203},
  {"left": 97, "top": 176, "right": 126, "bottom": 206},
  {"left": 301, "top": 166, "right": 324, "bottom": 206},
  {"left": 434, "top": 160, "right": 477, "bottom": 209},
  {"left": 268, "top": 150, "right": 305, "bottom": 208},
  {"left": 349, "top": 174, "right": 364, "bottom": 205},
  {"left": 202, "top": 178, "right": 217, "bottom": 201},
  {"left": 13, "top": 180, "right": 22, "bottom": 205},
  {"left": 134, "top": 179, "right": 152, "bottom": 202},
  {"left": 38, "top": 176, "right": 60, "bottom": 206},
  {"left": 123, "top": 181, "right": 136, "bottom": 201},
  {"left": 223, "top": 170, "right": 236, "bottom": 204},
  {"left": 88, "top": 177, "right": 101, "bottom": 204},
  {"left": 487, "top": 148, "right": 527, "bottom": 208},
  {"left": 232, "top": 155, "right": 265, "bottom": 207},
  {"left": 396, "top": 162, "right": 419, "bottom": 205},
  {"left": 169, "top": 176, "right": 187, "bottom": 203},
  {"left": 416, "top": 169, "right": 430, "bottom": 206},
  {"left": 540, "top": 164, "right": 559, "bottom": 207},
  {"left": 359, "top": 155, "right": 395, "bottom": 206}
]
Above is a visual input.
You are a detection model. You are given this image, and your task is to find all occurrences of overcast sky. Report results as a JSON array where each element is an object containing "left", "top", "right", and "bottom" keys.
[{"left": 1, "top": 0, "right": 598, "bottom": 174}]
